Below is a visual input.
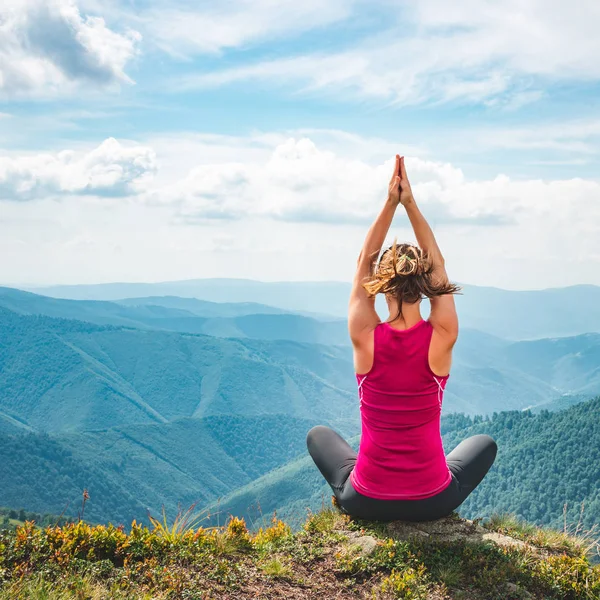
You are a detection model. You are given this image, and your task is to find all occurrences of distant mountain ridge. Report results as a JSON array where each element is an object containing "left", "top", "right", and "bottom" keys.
[
  {"left": 1, "top": 292, "right": 600, "bottom": 535},
  {"left": 0, "top": 307, "right": 356, "bottom": 434},
  {"left": 27, "top": 279, "right": 600, "bottom": 340},
  {"left": 0, "top": 287, "right": 349, "bottom": 344},
  {"left": 2, "top": 293, "right": 600, "bottom": 433}
]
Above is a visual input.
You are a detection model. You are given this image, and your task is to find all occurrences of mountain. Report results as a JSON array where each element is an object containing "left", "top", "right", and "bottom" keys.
[
  {"left": 210, "top": 397, "right": 600, "bottom": 533},
  {"left": 0, "top": 287, "right": 349, "bottom": 344},
  {"left": 116, "top": 295, "right": 337, "bottom": 321},
  {"left": 445, "top": 330, "right": 600, "bottom": 414},
  {"left": 2, "top": 300, "right": 599, "bottom": 530},
  {"left": 4, "top": 397, "right": 600, "bottom": 534},
  {"left": 448, "top": 329, "right": 600, "bottom": 413},
  {"left": 0, "top": 415, "right": 329, "bottom": 526},
  {"left": 28, "top": 279, "right": 351, "bottom": 316},
  {"left": 29, "top": 279, "right": 600, "bottom": 339},
  {"left": 2, "top": 303, "right": 600, "bottom": 439},
  {"left": 0, "top": 308, "right": 357, "bottom": 433}
]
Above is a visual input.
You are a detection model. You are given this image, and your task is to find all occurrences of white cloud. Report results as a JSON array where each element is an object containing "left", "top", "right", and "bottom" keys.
[
  {"left": 412, "top": 0, "right": 600, "bottom": 78},
  {"left": 5, "top": 133, "right": 598, "bottom": 239},
  {"left": 174, "top": 0, "right": 600, "bottom": 107},
  {"left": 465, "top": 119, "right": 600, "bottom": 154},
  {"left": 135, "top": 0, "right": 357, "bottom": 57},
  {"left": 145, "top": 137, "right": 539, "bottom": 225},
  {"left": 2, "top": 132, "right": 598, "bottom": 290},
  {"left": 0, "top": 0, "right": 140, "bottom": 97},
  {"left": 0, "top": 138, "right": 156, "bottom": 201}
]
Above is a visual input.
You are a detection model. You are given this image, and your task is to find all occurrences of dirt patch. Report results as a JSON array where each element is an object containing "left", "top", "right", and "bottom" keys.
[{"left": 202, "top": 553, "right": 384, "bottom": 599}]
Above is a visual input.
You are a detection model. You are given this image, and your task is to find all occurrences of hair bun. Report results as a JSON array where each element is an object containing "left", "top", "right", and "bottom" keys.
[
  {"left": 361, "top": 239, "right": 460, "bottom": 303},
  {"left": 394, "top": 243, "right": 429, "bottom": 277},
  {"left": 362, "top": 241, "right": 430, "bottom": 297}
]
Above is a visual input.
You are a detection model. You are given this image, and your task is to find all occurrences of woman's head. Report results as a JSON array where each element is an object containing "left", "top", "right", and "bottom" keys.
[{"left": 362, "top": 240, "right": 461, "bottom": 320}]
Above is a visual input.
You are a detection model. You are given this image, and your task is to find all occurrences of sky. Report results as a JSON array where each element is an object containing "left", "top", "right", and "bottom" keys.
[{"left": 1, "top": 0, "right": 599, "bottom": 290}]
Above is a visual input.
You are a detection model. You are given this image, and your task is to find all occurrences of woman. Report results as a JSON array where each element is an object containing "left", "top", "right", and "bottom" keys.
[{"left": 307, "top": 154, "right": 497, "bottom": 522}]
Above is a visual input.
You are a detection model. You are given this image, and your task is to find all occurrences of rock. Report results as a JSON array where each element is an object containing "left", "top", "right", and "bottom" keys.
[
  {"left": 384, "top": 514, "right": 535, "bottom": 554},
  {"left": 344, "top": 532, "right": 379, "bottom": 556},
  {"left": 481, "top": 531, "right": 528, "bottom": 551},
  {"left": 385, "top": 514, "right": 479, "bottom": 543},
  {"left": 505, "top": 581, "right": 534, "bottom": 599}
]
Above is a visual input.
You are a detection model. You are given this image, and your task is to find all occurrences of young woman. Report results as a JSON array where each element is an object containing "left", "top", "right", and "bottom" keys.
[{"left": 307, "top": 155, "right": 497, "bottom": 522}]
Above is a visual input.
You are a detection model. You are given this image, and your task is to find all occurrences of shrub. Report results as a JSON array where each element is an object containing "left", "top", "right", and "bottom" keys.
[{"left": 380, "top": 565, "right": 429, "bottom": 599}]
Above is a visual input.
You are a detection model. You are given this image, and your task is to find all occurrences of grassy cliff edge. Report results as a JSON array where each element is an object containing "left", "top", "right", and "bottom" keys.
[{"left": 0, "top": 505, "right": 599, "bottom": 600}]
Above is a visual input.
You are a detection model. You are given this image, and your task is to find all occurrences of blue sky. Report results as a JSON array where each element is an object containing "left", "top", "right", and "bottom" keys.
[{"left": 1, "top": 0, "right": 599, "bottom": 289}]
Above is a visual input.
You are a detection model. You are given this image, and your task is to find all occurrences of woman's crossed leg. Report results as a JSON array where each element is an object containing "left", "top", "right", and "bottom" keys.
[{"left": 306, "top": 425, "right": 497, "bottom": 521}]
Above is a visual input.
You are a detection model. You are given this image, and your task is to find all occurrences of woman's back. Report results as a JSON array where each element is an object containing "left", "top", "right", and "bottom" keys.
[
  {"left": 350, "top": 319, "right": 452, "bottom": 500},
  {"left": 307, "top": 153, "right": 496, "bottom": 523}
]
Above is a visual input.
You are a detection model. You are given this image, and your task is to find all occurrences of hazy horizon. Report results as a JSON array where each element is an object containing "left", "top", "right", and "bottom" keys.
[{"left": 4, "top": 277, "right": 600, "bottom": 295}]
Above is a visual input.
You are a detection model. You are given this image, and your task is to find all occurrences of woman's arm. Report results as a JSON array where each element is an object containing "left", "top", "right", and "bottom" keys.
[
  {"left": 348, "top": 155, "right": 402, "bottom": 346},
  {"left": 399, "top": 158, "right": 458, "bottom": 340},
  {"left": 398, "top": 157, "right": 443, "bottom": 267}
]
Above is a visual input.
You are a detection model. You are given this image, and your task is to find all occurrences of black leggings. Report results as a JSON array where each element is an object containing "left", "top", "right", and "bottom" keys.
[{"left": 306, "top": 426, "right": 497, "bottom": 522}]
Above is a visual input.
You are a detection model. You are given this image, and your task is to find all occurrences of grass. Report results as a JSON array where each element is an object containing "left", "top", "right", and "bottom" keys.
[
  {"left": 1, "top": 507, "right": 599, "bottom": 599},
  {"left": 146, "top": 502, "right": 214, "bottom": 543},
  {"left": 258, "top": 556, "right": 294, "bottom": 579},
  {"left": 485, "top": 509, "right": 600, "bottom": 559},
  {"left": 0, "top": 573, "right": 163, "bottom": 600},
  {"left": 428, "top": 562, "right": 463, "bottom": 589}
]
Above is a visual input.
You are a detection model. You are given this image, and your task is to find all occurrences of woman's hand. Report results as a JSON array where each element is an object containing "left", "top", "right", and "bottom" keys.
[{"left": 387, "top": 154, "right": 414, "bottom": 207}]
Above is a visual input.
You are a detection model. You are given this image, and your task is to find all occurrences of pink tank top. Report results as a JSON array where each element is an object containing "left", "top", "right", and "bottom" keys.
[{"left": 349, "top": 319, "right": 453, "bottom": 500}]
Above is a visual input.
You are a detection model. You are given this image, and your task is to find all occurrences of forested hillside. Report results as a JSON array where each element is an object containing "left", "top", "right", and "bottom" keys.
[
  {"left": 1, "top": 293, "right": 599, "bottom": 539},
  {"left": 2, "top": 398, "right": 599, "bottom": 534},
  {"left": 444, "top": 398, "right": 600, "bottom": 530},
  {"left": 211, "top": 397, "right": 600, "bottom": 533},
  {"left": 2, "top": 297, "right": 600, "bottom": 427},
  {"left": 0, "top": 415, "right": 327, "bottom": 525},
  {"left": 0, "top": 307, "right": 356, "bottom": 433}
]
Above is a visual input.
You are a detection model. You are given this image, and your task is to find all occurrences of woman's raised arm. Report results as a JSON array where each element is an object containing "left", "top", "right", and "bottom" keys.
[
  {"left": 399, "top": 158, "right": 459, "bottom": 340},
  {"left": 348, "top": 155, "right": 402, "bottom": 346}
]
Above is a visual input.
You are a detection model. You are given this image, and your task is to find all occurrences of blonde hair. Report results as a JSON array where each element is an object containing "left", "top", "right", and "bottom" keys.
[{"left": 362, "top": 239, "right": 461, "bottom": 318}]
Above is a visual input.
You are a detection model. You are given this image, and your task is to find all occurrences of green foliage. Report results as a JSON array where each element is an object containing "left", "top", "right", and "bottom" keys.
[
  {"left": 339, "top": 518, "right": 600, "bottom": 600},
  {"left": 304, "top": 507, "right": 349, "bottom": 535},
  {"left": 379, "top": 565, "right": 429, "bottom": 599},
  {"left": 0, "top": 572, "right": 162, "bottom": 600},
  {"left": 444, "top": 398, "right": 600, "bottom": 531},
  {"left": 258, "top": 556, "right": 294, "bottom": 579},
  {"left": 0, "top": 509, "right": 599, "bottom": 599},
  {"left": 253, "top": 516, "right": 293, "bottom": 552},
  {"left": 147, "top": 504, "right": 211, "bottom": 544},
  {"left": 0, "top": 507, "right": 71, "bottom": 532}
]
